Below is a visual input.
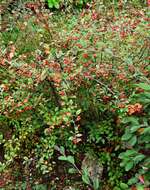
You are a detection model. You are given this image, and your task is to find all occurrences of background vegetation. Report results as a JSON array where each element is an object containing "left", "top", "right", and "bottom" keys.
[{"left": 0, "top": 0, "right": 149, "bottom": 189}]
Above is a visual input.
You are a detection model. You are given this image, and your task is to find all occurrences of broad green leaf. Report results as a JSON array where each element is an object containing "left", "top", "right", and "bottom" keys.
[
  {"left": 122, "top": 117, "right": 139, "bottom": 125},
  {"left": 143, "top": 127, "right": 150, "bottom": 134},
  {"left": 136, "top": 185, "right": 144, "bottom": 190},
  {"left": 120, "top": 161, "right": 126, "bottom": 167},
  {"left": 76, "top": 109, "right": 81, "bottom": 115},
  {"left": 93, "top": 178, "right": 100, "bottom": 190},
  {"left": 120, "top": 182, "right": 129, "bottom": 189},
  {"left": 0, "top": 133, "right": 3, "bottom": 140},
  {"left": 125, "top": 150, "right": 137, "bottom": 156},
  {"left": 128, "top": 136, "right": 137, "bottom": 146},
  {"left": 66, "top": 156, "right": 75, "bottom": 164},
  {"left": 60, "top": 146, "right": 65, "bottom": 155},
  {"left": 119, "top": 152, "right": 127, "bottom": 159},
  {"left": 54, "top": 2, "right": 60, "bottom": 9},
  {"left": 113, "top": 187, "right": 121, "bottom": 190},
  {"left": 48, "top": 1, "right": 54, "bottom": 8},
  {"left": 122, "top": 132, "right": 132, "bottom": 141},
  {"left": 128, "top": 177, "right": 138, "bottom": 185},
  {"left": 82, "top": 168, "right": 91, "bottom": 185},
  {"left": 134, "top": 92, "right": 150, "bottom": 99},
  {"left": 135, "top": 83, "right": 150, "bottom": 91},
  {"left": 58, "top": 155, "right": 67, "bottom": 161},
  {"left": 68, "top": 168, "right": 78, "bottom": 174},
  {"left": 133, "top": 154, "right": 145, "bottom": 164},
  {"left": 125, "top": 161, "right": 134, "bottom": 171},
  {"left": 130, "top": 125, "right": 141, "bottom": 133}
]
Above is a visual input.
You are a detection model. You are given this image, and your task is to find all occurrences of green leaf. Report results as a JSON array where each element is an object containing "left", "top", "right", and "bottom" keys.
[
  {"left": 122, "top": 117, "right": 139, "bottom": 125},
  {"left": 120, "top": 161, "right": 126, "bottom": 167},
  {"left": 60, "top": 146, "right": 65, "bottom": 155},
  {"left": 133, "top": 154, "right": 145, "bottom": 164},
  {"left": 125, "top": 161, "right": 134, "bottom": 171},
  {"left": 66, "top": 156, "right": 75, "bottom": 164},
  {"left": 143, "top": 127, "right": 150, "bottom": 134},
  {"left": 135, "top": 83, "right": 150, "bottom": 91},
  {"left": 76, "top": 109, "right": 81, "bottom": 115},
  {"left": 82, "top": 174, "right": 91, "bottom": 185},
  {"left": 120, "top": 182, "right": 129, "bottom": 189},
  {"left": 128, "top": 177, "right": 138, "bottom": 185},
  {"left": 48, "top": 1, "right": 54, "bottom": 8},
  {"left": 113, "top": 187, "right": 121, "bottom": 190},
  {"left": 119, "top": 152, "right": 127, "bottom": 159},
  {"left": 82, "top": 168, "right": 91, "bottom": 185},
  {"left": 130, "top": 125, "right": 141, "bottom": 133},
  {"left": 128, "top": 136, "right": 137, "bottom": 146},
  {"left": 93, "top": 178, "right": 100, "bottom": 190},
  {"left": 125, "top": 150, "right": 137, "bottom": 156},
  {"left": 58, "top": 155, "right": 67, "bottom": 161},
  {"left": 122, "top": 132, "right": 132, "bottom": 141},
  {"left": 136, "top": 185, "right": 144, "bottom": 190},
  {"left": 54, "top": 2, "right": 60, "bottom": 9},
  {"left": 0, "top": 133, "right": 3, "bottom": 140},
  {"left": 146, "top": 65, "right": 150, "bottom": 71},
  {"left": 68, "top": 168, "right": 78, "bottom": 174}
]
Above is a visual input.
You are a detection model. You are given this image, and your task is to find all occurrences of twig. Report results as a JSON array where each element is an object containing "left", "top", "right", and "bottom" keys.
[{"left": 93, "top": 79, "right": 115, "bottom": 95}]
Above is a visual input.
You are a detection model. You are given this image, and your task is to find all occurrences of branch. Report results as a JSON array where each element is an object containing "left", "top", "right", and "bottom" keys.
[{"left": 93, "top": 79, "right": 115, "bottom": 95}]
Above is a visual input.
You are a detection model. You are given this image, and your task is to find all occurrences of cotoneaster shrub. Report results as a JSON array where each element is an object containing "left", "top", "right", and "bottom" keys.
[{"left": 0, "top": 1, "right": 149, "bottom": 189}]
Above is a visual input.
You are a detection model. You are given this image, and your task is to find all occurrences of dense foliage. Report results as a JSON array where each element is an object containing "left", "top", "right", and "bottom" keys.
[
  {"left": 0, "top": 0, "right": 149, "bottom": 189},
  {"left": 46, "top": 0, "right": 91, "bottom": 9}
]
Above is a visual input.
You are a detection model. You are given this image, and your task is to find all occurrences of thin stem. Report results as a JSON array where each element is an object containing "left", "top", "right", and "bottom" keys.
[{"left": 94, "top": 79, "right": 115, "bottom": 95}]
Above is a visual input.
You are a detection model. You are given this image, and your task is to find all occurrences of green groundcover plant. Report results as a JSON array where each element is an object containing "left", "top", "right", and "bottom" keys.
[
  {"left": 46, "top": 0, "right": 91, "bottom": 9},
  {"left": 119, "top": 82, "right": 150, "bottom": 189}
]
